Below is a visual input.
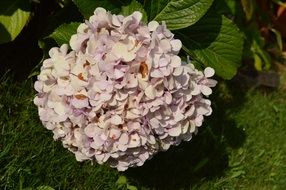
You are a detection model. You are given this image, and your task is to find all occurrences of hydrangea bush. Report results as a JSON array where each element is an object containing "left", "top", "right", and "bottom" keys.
[{"left": 34, "top": 8, "right": 216, "bottom": 171}]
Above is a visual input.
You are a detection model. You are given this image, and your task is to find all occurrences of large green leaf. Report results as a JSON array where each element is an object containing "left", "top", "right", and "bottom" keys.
[
  {"left": 153, "top": 0, "right": 214, "bottom": 30},
  {"left": 121, "top": 0, "right": 148, "bottom": 23},
  {"left": 72, "top": 0, "right": 122, "bottom": 19},
  {"left": 178, "top": 15, "right": 243, "bottom": 79},
  {"left": 49, "top": 22, "right": 80, "bottom": 45},
  {"left": 144, "top": 0, "right": 170, "bottom": 21},
  {"left": 0, "top": 0, "right": 30, "bottom": 44}
]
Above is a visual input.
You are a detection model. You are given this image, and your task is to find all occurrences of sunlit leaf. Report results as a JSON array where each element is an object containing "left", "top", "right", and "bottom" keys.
[
  {"left": 153, "top": 0, "right": 214, "bottom": 30},
  {"left": 270, "top": 28, "right": 283, "bottom": 51},
  {"left": 116, "top": 176, "right": 127, "bottom": 185},
  {"left": 254, "top": 53, "right": 263, "bottom": 71},
  {"left": 0, "top": 0, "right": 31, "bottom": 44},
  {"left": 241, "top": 0, "right": 255, "bottom": 21}
]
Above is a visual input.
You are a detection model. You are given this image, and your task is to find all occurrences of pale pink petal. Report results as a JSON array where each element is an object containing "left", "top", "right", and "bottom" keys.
[
  {"left": 128, "top": 133, "right": 141, "bottom": 148},
  {"left": 204, "top": 67, "right": 215, "bottom": 78},
  {"left": 170, "top": 55, "right": 181, "bottom": 68},
  {"left": 84, "top": 124, "right": 96, "bottom": 137},
  {"left": 148, "top": 21, "right": 159, "bottom": 31},
  {"left": 119, "top": 133, "right": 129, "bottom": 145},
  {"left": 168, "top": 126, "right": 181, "bottom": 137},
  {"left": 201, "top": 85, "right": 212, "bottom": 96},
  {"left": 110, "top": 114, "right": 123, "bottom": 125},
  {"left": 170, "top": 39, "right": 182, "bottom": 52},
  {"left": 145, "top": 85, "right": 156, "bottom": 99}
]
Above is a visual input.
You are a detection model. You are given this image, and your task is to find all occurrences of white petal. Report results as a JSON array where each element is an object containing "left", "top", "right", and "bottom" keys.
[
  {"left": 149, "top": 118, "right": 160, "bottom": 128},
  {"left": 128, "top": 133, "right": 140, "bottom": 148},
  {"left": 145, "top": 85, "right": 156, "bottom": 99},
  {"left": 148, "top": 135, "right": 156, "bottom": 144},
  {"left": 197, "top": 106, "right": 210, "bottom": 115},
  {"left": 189, "top": 123, "right": 196, "bottom": 133},
  {"left": 34, "top": 81, "right": 43, "bottom": 92},
  {"left": 182, "top": 121, "right": 189, "bottom": 134},
  {"left": 126, "top": 110, "right": 139, "bottom": 119},
  {"left": 195, "top": 115, "right": 203, "bottom": 126},
  {"left": 206, "top": 79, "right": 217, "bottom": 87},
  {"left": 84, "top": 124, "right": 95, "bottom": 137},
  {"left": 174, "top": 112, "right": 184, "bottom": 122},
  {"left": 57, "top": 77, "right": 69, "bottom": 87},
  {"left": 91, "top": 137, "right": 103, "bottom": 148},
  {"left": 77, "top": 23, "right": 88, "bottom": 33},
  {"left": 119, "top": 133, "right": 129, "bottom": 145},
  {"left": 112, "top": 42, "right": 136, "bottom": 62},
  {"left": 170, "top": 55, "right": 181, "bottom": 68},
  {"left": 112, "top": 15, "right": 121, "bottom": 26},
  {"left": 94, "top": 7, "right": 107, "bottom": 15},
  {"left": 114, "top": 69, "right": 125, "bottom": 79},
  {"left": 160, "top": 39, "right": 171, "bottom": 52},
  {"left": 165, "top": 92, "right": 172, "bottom": 104},
  {"left": 75, "top": 151, "right": 89, "bottom": 161},
  {"left": 110, "top": 115, "right": 123, "bottom": 125},
  {"left": 204, "top": 67, "right": 215, "bottom": 78},
  {"left": 118, "top": 144, "right": 128, "bottom": 151},
  {"left": 60, "top": 44, "right": 68, "bottom": 54},
  {"left": 201, "top": 85, "right": 212, "bottom": 96},
  {"left": 150, "top": 69, "right": 163, "bottom": 78},
  {"left": 69, "top": 34, "right": 79, "bottom": 51},
  {"left": 132, "top": 11, "right": 143, "bottom": 22},
  {"left": 168, "top": 126, "right": 181, "bottom": 137},
  {"left": 170, "top": 39, "right": 182, "bottom": 52},
  {"left": 173, "top": 66, "right": 184, "bottom": 76},
  {"left": 109, "top": 128, "right": 121, "bottom": 139},
  {"left": 148, "top": 21, "right": 159, "bottom": 31},
  {"left": 191, "top": 82, "right": 200, "bottom": 95},
  {"left": 54, "top": 102, "right": 66, "bottom": 115}
]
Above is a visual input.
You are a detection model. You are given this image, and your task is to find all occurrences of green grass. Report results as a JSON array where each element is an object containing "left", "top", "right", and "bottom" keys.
[
  {"left": 1, "top": 75, "right": 286, "bottom": 190},
  {"left": 191, "top": 86, "right": 286, "bottom": 190}
]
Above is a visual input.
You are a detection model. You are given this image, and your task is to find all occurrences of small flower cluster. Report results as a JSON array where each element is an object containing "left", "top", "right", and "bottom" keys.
[{"left": 34, "top": 8, "right": 216, "bottom": 171}]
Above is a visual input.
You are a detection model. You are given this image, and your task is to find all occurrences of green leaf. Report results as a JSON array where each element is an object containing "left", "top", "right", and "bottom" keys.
[
  {"left": 72, "top": 0, "right": 122, "bottom": 19},
  {"left": 270, "top": 28, "right": 283, "bottom": 51},
  {"left": 0, "top": 0, "right": 31, "bottom": 44},
  {"left": 254, "top": 53, "right": 262, "bottom": 71},
  {"left": 144, "top": 0, "right": 170, "bottom": 20},
  {"left": 121, "top": 0, "right": 148, "bottom": 23},
  {"left": 127, "top": 185, "right": 138, "bottom": 190},
  {"left": 116, "top": 176, "right": 127, "bottom": 185},
  {"left": 153, "top": 0, "right": 214, "bottom": 30},
  {"left": 241, "top": 0, "right": 255, "bottom": 21},
  {"left": 49, "top": 22, "right": 80, "bottom": 45},
  {"left": 178, "top": 14, "right": 243, "bottom": 79},
  {"left": 251, "top": 39, "right": 271, "bottom": 71}
]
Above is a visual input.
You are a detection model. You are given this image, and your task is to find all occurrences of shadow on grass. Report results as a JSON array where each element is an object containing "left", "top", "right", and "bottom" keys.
[{"left": 126, "top": 81, "right": 247, "bottom": 190}]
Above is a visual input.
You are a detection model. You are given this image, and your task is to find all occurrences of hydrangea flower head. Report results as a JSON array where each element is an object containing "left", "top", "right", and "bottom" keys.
[{"left": 34, "top": 8, "right": 217, "bottom": 171}]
